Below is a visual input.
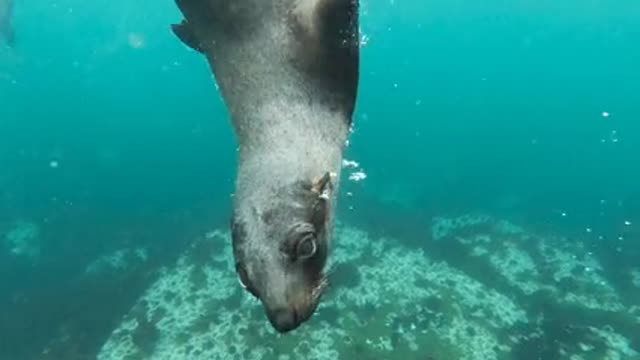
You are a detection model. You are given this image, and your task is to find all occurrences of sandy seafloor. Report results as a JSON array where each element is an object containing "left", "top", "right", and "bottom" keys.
[{"left": 34, "top": 212, "right": 634, "bottom": 360}]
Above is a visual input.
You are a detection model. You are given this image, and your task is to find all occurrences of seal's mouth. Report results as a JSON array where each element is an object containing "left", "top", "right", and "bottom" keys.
[{"left": 266, "top": 275, "right": 329, "bottom": 333}]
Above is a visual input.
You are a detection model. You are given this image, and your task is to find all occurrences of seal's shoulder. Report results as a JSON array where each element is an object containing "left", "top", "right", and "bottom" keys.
[
  {"left": 171, "top": 0, "right": 360, "bottom": 122},
  {"left": 172, "top": 0, "right": 357, "bottom": 39}
]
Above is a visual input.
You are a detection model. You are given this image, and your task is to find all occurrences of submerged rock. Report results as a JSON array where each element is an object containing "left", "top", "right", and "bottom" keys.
[
  {"left": 97, "top": 216, "right": 639, "bottom": 359},
  {"left": 3, "top": 220, "right": 41, "bottom": 262},
  {"left": 84, "top": 248, "right": 149, "bottom": 277}
]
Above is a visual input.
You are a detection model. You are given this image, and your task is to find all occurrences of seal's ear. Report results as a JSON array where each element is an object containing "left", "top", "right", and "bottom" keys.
[{"left": 311, "top": 172, "right": 334, "bottom": 196}]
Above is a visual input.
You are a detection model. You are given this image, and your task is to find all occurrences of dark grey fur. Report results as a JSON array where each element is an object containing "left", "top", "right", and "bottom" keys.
[{"left": 172, "top": 0, "right": 359, "bottom": 333}]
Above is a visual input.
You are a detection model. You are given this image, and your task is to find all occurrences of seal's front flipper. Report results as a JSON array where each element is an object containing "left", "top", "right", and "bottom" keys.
[
  {"left": 316, "top": 0, "right": 359, "bottom": 43},
  {"left": 292, "top": 0, "right": 360, "bottom": 125},
  {"left": 171, "top": 20, "right": 204, "bottom": 53},
  {"left": 293, "top": 0, "right": 358, "bottom": 43}
]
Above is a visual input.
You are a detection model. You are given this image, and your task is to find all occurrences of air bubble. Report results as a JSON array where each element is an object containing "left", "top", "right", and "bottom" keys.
[
  {"left": 360, "top": 34, "right": 370, "bottom": 47},
  {"left": 349, "top": 172, "right": 367, "bottom": 182},
  {"left": 128, "top": 33, "right": 145, "bottom": 49},
  {"left": 342, "top": 160, "right": 360, "bottom": 169}
]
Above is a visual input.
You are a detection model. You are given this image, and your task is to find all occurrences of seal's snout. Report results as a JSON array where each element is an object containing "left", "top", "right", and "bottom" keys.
[
  {"left": 265, "top": 289, "right": 321, "bottom": 333},
  {"left": 267, "top": 299, "right": 318, "bottom": 333},
  {"left": 268, "top": 307, "right": 299, "bottom": 333}
]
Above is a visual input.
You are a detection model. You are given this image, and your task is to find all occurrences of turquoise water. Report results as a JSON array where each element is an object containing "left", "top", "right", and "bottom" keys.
[{"left": 1, "top": 0, "right": 639, "bottom": 359}]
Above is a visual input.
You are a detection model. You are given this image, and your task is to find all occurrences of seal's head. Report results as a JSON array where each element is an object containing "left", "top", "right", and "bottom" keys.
[{"left": 231, "top": 172, "right": 335, "bottom": 333}]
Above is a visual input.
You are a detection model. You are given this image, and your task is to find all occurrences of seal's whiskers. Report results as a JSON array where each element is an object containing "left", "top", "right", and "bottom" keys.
[{"left": 311, "top": 276, "right": 329, "bottom": 302}]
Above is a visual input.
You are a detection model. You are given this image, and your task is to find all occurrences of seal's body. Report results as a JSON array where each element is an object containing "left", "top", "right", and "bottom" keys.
[
  {"left": 172, "top": 0, "right": 359, "bottom": 332},
  {"left": 0, "top": 0, "right": 14, "bottom": 46}
]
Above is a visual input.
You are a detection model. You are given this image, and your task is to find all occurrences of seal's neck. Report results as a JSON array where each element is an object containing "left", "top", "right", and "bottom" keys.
[
  {"left": 234, "top": 134, "right": 344, "bottom": 216},
  {"left": 232, "top": 96, "right": 350, "bottom": 150},
  {"left": 230, "top": 96, "right": 349, "bottom": 224},
  {"left": 238, "top": 139, "right": 344, "bottom": 189}
]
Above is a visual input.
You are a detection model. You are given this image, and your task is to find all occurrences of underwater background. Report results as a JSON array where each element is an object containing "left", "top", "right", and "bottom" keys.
[{"left": 1, "top": 0, "right": 639, "bottom": 359}]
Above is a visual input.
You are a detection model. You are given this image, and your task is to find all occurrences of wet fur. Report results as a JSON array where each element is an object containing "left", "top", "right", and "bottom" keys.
[{"left": 172, "top": 0, "right": 359, "bottom": 331}]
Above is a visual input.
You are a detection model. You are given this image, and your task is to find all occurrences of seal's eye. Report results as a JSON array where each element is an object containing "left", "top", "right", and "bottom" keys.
[{"left": 296, "top": 234, "right": 317, "bottom": 259}]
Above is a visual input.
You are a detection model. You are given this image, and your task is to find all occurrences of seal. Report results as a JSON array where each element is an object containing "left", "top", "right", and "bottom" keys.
[{"left": 171, "top": 0, "right": 360, "bottom": 333}]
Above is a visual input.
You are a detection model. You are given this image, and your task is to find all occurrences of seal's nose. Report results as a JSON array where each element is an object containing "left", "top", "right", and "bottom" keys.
[{"left": 268, "top": 308, "right": 299, "bottom": 333}]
